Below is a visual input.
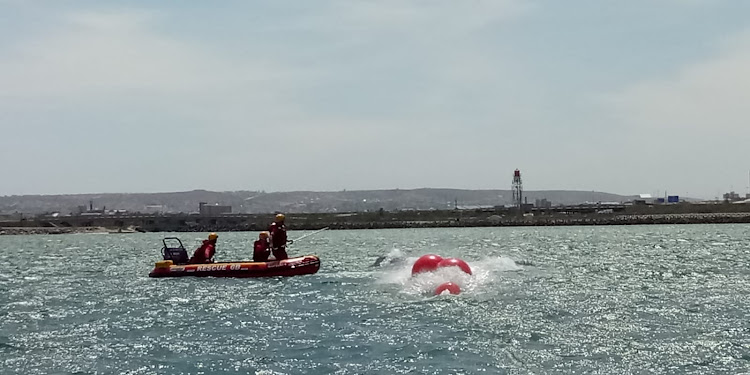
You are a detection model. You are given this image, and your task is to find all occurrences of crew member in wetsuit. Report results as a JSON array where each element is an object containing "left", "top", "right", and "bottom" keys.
[
  {"left": 268, "top": 214, "right": 292, "bottom": 260},
  {"left": 253, "top": 231, "right": 271, "bottom": 262},
  {"left": 189, "top": 233, "right": 218, "bottom": 264}
]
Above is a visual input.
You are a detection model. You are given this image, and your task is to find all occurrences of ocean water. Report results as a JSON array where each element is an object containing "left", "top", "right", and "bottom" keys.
[{"left": 1, "top": 225, "right": 749, "bottom": 374}]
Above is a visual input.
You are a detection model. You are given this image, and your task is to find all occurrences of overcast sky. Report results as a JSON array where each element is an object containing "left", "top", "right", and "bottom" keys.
[{"left": 1, "top": 1, "right": 748, "bottom": 199}]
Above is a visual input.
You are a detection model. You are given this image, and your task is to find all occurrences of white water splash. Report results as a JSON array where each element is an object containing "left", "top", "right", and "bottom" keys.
[
  {"left": 374, "top": 248, "right": 406, "bottom": 267},
  {"left": 375, "top": 253, "right": 522, "bottom": 296},
  {"left": 166, "top": 297, "right": 190, "bottom": 304}
]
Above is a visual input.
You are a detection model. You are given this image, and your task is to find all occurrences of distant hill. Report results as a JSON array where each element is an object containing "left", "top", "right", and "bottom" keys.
[{"left": 0, "top": 188, "right": 637, "bottom": 215}]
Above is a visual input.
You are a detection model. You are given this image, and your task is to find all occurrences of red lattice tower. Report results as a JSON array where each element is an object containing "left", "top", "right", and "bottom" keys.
[{"left": 512, "top": 169, "right": 523, "bottom": 208}]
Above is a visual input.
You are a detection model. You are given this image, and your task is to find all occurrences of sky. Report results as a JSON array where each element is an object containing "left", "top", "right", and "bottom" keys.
[{"left": 1, "top": 1, "right": 749, "bottom": 199}]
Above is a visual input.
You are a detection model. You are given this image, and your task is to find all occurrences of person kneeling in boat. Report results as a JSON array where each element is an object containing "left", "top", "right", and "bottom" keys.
[
  {"left": 269, "top": 213, "right": 293, "bottom": 260},
  {"left": 189, "top": 233, "right": 218, "bottom": 264},
  {"left": 253, "top": 231, "right": 271, "bottom": 262}
]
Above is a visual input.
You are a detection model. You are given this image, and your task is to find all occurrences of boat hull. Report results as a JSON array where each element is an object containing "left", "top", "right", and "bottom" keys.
[{"left": 148, "top": 255, "right": 320, "bottom": 278}]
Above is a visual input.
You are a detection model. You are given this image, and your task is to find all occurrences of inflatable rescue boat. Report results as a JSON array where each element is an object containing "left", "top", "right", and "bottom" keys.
[{"left": 148, "top": 237, "right": 320, "bottom": 278}]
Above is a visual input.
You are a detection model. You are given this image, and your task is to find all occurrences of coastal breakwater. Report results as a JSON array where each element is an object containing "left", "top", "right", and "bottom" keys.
[
  {"left": 2, "top": 204, "right": 750, "bottom": 234},
  {"left": 0, "top": 227, "right": 112, "bottom": 236},
  {"left": 324, "top": 213, "right": 750, "bottom": 229}
]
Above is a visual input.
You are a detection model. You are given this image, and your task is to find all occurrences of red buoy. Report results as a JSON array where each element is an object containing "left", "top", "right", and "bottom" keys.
[
  {"left": 434, "top": 282, "right": 461, "bottom": 295},
  {"left": 436, "top": 258, "right": 472, "bottom": 275},
  {"left": 411, "top": 254, "right": 443, "bottom": 276}
]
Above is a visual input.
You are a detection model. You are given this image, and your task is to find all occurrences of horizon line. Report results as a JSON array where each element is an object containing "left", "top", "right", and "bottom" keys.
[{"left": 1, "top": 187, "right": 644, "bottom": 198}]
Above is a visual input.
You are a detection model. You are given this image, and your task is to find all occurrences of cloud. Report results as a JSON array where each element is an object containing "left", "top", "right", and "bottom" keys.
[
  {"left": 604, "top": 30, "right": 750, "bottom": 134},
  {"left": 0, "top": 2, "right": 545, "bottom": 195},
  {"left": 0, "top": 10, "right": 306, "bottom": 101},
  {"left": 658, "top": 0, "right": 718, "bottom": 6},
  {"left": 0, "top": 2, "right": 533, "bottom": 121},
  {"left": 592, "top": 29, "right": 750, "bottom": 197},
  {"left": 265, "top": 0, "right": 534, "bottom": 116},
  {"left": 322, "top": 0, "right": 530, "bottom": 33}
]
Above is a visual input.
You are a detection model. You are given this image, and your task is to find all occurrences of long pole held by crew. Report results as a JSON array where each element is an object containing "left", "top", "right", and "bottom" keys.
[{"left": 289, "top": 227, "right": 329, "bottom": 246}]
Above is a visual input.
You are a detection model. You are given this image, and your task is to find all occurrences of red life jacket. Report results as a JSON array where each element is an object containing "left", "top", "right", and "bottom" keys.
[
  {"left": 253, "top": 239, "right": 270, "bottom": 262},
  {"left": 204, "top": 242, "right": 216, "bottom": 261},
  {"left": 269, "top": 222, "right": 287, "bottom": 248},
  {"left": 190, "top": 240, "right": 216, "bottom": 263},
  {"left": 254, "top": 239, "right": 269, "bottom": 254}
]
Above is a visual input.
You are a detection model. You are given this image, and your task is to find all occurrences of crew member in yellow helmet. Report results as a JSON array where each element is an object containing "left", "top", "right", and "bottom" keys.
[
  {"left": 268, "top": 213, "right": 292, "bottom": 260},
  {"left": 189, "top": 232, "right": 218, "bottom": 264}
]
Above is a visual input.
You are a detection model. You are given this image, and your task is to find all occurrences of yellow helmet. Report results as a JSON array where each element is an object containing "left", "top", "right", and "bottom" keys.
[
  {"left": 259, "top": 231, "right": 270, "bottom": 239},
  {"left": 208, "top": 233, "right": 218, "bottom": 240},
  {"left": 275, "top": 213, "right": 285, "bottom": 222}
]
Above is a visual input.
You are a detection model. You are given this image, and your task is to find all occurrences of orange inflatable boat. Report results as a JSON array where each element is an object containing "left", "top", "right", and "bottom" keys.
[{"left": 148, "top": 237, "right": 320, "bottom": 278}]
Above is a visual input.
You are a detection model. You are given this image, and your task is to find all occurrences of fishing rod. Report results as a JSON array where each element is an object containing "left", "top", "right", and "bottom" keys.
[{"left": 289, "top": 227, "right": 329, "bottom": 245}]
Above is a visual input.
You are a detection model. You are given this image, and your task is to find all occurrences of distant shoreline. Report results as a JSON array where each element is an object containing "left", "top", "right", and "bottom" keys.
[
  {"left": 3, "top": 211, "right": 750, "bottom": 235},
  {"left": 0, "top": 227, "right": 111, "bottom": 235}
]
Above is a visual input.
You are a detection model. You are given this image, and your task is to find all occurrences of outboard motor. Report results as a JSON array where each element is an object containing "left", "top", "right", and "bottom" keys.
[{"left": 161, "top": 237, "right": 189, "bottom": 265}]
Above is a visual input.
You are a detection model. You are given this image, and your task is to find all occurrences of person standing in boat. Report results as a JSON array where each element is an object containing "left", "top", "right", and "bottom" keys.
[
  {"left": 268, "top": 213, "right": 292, "bottom": 260},
  {"left": 189, "top": 233, "right": 218, "bottom": 264},
  {"left": 253, "top": 231, "right": 271, "bottom": 262}
]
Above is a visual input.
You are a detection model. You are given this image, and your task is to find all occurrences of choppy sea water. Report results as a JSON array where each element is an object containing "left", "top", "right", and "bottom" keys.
[{"left": 1, "top": 225, "right": 749, "bottom": 374}]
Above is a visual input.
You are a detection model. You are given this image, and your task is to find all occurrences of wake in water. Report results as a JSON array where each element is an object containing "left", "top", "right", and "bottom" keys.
[
  {"left": 371, "top": 248, "right": 408, "bottom": 268},
  {"left": 374, "top": 248, "right": 522, "bottom": 297}
]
